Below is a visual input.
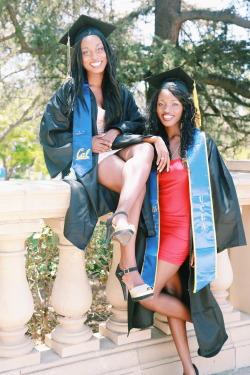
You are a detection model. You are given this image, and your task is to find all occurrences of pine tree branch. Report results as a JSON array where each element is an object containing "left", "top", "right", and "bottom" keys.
[
  {"left": 227, "top": 91, "right": 250, "bottom": 108},
  {"left": 0, "top": 32, "right": 16, "bottom": 42},
  {"left": 0, "top": 95, "right": 40, "bottom": 143},
  {"left": 180, "top": 9, "right": 250, "bottom": 29},
  {"left": 199, "top": 73, "right": 250, "bottom": 99},
  {"left": 204, "top": 91, "right": 249, "bottom": 135},
  {"left": 6, "top": 3, "right": 54, "bottom": 55},
  {"left": 222, "top": 136, "right": 246, "bottom": 152}
]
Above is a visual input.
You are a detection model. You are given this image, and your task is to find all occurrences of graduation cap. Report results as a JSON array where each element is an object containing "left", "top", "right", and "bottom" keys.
[
  {"left": 59, "top": 14, "right": 116, "bottom": 47},
  {"left": 146, "top": 66, "right": 202, "bottom": 92},
  {"left": 59, "top": 15, "right": 116, "bottom": 78},
  {"left": 146, "top": 66, "right": 202, "bottom": 127}
]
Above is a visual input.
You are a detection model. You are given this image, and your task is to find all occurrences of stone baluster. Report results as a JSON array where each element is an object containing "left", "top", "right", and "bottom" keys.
[
  {"left": 0, "top": 224, "right": 41, "bottom": 372},
  {"left": 99, "top": 240, "right": 151, "bottom": 345},
  {"left": 45, "top": 218, "right": 100, "bottom": 358},
  {"left": 210, "top": 249, "right": 240, "bottom": 322}
]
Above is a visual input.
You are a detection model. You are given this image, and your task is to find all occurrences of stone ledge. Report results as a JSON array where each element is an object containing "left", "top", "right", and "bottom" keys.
[
  {"left": 1, "top": 314, "right": 250, "bottom": 375},
  {"left": 0, "top": 181, "right": 70, "bottom": 221},
  {"left": 0, "top": 173, "right": 249, "bottom": 223}
]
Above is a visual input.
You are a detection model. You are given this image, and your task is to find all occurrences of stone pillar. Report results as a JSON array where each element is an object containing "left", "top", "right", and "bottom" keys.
[
  {"left": 0, "top": 224, "right": 41, "bottom": 372},
  {"left": 45, "top": 218, "right": 100, "bottom": 358},
  {"left": 99, "top": 241, "right": 151, "bottom": 345},
  {"left": 211, "top": 249, "right": 240, "bottom": 322}
]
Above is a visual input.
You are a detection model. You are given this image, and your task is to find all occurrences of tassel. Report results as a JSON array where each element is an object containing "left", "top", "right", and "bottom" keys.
[
  {"left": 193, "top": 81, "right": 201, "bottom": 128},
  {"left": 66, "top": 32, "right": 72, "bottom": 78}
]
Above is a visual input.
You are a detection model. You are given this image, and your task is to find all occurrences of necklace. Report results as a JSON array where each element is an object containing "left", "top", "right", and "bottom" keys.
[{"left": 170, "top": 144, "right": 180, "bottom": 160}]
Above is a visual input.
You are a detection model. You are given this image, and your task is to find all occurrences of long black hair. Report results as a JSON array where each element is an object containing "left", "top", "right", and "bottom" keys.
[
  {"left": 71, "top": 28, "right": 122, "bottom": 130},
  {"left": 146, "top": 79, "right": 197, "bottom": 159}
]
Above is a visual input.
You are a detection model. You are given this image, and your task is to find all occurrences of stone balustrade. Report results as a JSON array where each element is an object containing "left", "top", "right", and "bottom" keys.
[{"left": 0, "top": 165, "right": 250, "bottom": 374}]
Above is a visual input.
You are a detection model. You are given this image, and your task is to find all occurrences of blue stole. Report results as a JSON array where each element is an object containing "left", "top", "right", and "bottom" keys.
[
  {"left": 142, "top": 129, "right": 217, "bottom": 293},
  {"left": 72, "top": 83, "right": 92, "bottom": 177},
  {"left": 141, "top": 168, "right": 159, "bottom": 287}
]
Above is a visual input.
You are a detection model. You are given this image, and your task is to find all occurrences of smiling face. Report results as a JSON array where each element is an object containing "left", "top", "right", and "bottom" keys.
[
  {"left": 156, "top": 88, "right": 184, "bottom": 132},
  {"left": 80, "top": 34, "right": 107, "bottom": 75}
]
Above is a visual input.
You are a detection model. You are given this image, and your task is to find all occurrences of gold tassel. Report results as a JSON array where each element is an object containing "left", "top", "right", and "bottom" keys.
[
  {"left": 193, "top": 81, "right": 201, "bottom": 128},
  {"left": 66, "top": 33, "right": 72, "bottom": 78}
]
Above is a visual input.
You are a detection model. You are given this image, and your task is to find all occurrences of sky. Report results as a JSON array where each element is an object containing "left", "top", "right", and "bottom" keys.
[
  {"left": 113, "top": 0, "right": 242, "bottom": 13},
  {"left": 111, "top": 0, "right": 249, "bottom": 43}
]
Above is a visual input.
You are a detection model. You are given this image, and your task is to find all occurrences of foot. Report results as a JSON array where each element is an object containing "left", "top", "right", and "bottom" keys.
[
  {"left": 111, "top": 212, "right": 135, "bottom": 246},
  {"left": 183, "top": 363, "right": 198, "bottom": 375},
  {"left": 112, "top": 212, "right": 129, "bottom": 227},
  {"left": 119, "top": 263, "right": 146, "bottom": 290},
  {"left": 116, "top": 264, "right": 154, "bottom": 301}
]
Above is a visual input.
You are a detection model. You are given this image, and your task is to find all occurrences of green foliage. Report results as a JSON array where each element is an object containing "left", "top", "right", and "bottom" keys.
[
  {"left": 85, "top": 221, "right": 113, "bottom": 282},
  {"left": 25, "top": 221, "right": 112, "bottom": 342},
  {"left": 0, "top": 122, "right": 46, "bottom": 179},
  {"left": 0, "top": 0, "right": 249, "bottom": 181},
  {"left": 25, "top": 222, "right": 59, "bottom": 343}
]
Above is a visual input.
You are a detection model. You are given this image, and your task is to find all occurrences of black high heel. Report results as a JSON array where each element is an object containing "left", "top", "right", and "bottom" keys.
[
  {"left": 105, "top": 211, "right": 135, "bottom": 248},
  {"left": 193, "top": 364, "right": 199, "bottom": 375},
  {"left": 183, "top": 364, "right": 199, "bottom": 375},
  {"left": 115, "top": 264, "right": 154, "bottom": 302}
]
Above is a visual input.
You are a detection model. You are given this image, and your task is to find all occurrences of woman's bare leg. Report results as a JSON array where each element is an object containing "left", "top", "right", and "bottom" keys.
[
  {"left": 139, "top": 260, "right": 192, "bottom": 322},
  {"left": 165, "top": 273, "right": 195, "bottom": 375},
  {"left": 98, "top": 143, "right": 154, "bottom": 228},
  {"left": 97, "top": 143, "right": 154, "bottom": 288}
]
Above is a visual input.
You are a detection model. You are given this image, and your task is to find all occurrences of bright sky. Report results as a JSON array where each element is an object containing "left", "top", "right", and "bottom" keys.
[
  {"left": 112, "top": 0, "right": 248, "bottom": 42},
  {"left": 113, "top": 0, "right": 240, "bottom": 13}
]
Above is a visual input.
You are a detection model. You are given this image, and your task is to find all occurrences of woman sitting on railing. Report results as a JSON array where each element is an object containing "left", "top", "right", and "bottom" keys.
[{"left": 40, "top": 14, "right": 169, "bottom": 302}]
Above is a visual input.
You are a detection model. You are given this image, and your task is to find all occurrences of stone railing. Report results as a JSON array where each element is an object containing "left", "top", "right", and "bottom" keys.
[{"left": 0, "top": 163, "right": 250, "bottom": 374}]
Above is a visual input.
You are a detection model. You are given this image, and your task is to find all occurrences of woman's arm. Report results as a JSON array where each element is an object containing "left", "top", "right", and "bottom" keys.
[{"left": 142, "top": 135, "right": 170, "bottom": 173}]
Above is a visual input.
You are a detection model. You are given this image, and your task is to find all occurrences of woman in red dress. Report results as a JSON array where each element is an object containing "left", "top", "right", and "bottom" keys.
[{"left": 139, "top": 70, "right": 202, "bottom": 375}]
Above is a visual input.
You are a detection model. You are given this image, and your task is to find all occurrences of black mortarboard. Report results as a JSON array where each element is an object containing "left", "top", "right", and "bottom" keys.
[
  {"left": 59, "top": 14, "right": 116, "bottom": 47},
  {"left": 146, "top": 66, "right": 202, "bottom": 93}
]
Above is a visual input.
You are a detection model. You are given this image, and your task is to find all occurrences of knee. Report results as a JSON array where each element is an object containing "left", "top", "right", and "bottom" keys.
[
  {"left": 165, "top": 285, "right": 181, "bottom": 298},
  {"left": 139, "top": 298, "right": 150, "bottom": 308},
  {"left": 134, "top": 143, "right": 154, "bottom": 160}
]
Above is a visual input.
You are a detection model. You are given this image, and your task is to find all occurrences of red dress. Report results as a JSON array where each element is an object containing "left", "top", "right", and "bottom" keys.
[{"left": 158, "top": 158, "right": 191, "bottom": 265}]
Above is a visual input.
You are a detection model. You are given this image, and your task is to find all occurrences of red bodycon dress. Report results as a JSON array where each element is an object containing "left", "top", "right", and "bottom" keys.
[{"left": 158, "top": 158, "right": 191, "bottom": 265}]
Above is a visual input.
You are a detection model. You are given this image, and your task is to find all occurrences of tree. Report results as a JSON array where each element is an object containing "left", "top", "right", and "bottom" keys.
[
  {"left": 152, "top": 0, "right": 250, "bottom": 156},
  {"left": 0, "top": 0, "right": 249, "bottom": 171}
]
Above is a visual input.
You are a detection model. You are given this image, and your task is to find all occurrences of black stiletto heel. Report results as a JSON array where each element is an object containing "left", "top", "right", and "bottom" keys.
[
  {"left": 115, "top": 265, "right": 154, "bottom": 302},
  {"left": 193, "top": 364, "right": 199, "bottom": 375},
  {"left": 183, "top": 364, "right": 199, "bottom": 375},
  {"left": 105, "top": 211, "right": 135, "bottom": 248}
]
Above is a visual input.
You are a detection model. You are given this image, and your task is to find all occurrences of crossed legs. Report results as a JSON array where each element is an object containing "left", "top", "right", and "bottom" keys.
[
  {"left": 139, "top": 260, "right": 196, "bottom": 375},
  {"left": 97, "top": 143, "right": 154, "bottom": 288}
]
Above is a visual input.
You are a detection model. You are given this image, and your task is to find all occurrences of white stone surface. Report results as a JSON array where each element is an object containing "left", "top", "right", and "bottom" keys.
[{"left": 0, "top": 173, "right": 249, "bottom": 374}]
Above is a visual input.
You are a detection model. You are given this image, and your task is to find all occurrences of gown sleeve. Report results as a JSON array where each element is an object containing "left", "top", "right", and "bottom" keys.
[
  {"left": 40, "top": 79, "right": 74, "bottom": 178},
  {"left": 206, "top": 135, "right": 246, "bottom": 252}
]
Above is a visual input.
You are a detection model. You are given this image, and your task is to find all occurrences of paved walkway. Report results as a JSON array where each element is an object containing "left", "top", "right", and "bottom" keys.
[{"left": 214, "top": 367, "right": 250, "bottom": 374}]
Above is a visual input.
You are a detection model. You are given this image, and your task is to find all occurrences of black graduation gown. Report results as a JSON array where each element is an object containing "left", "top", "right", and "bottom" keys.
[
  {"left": 40, "top": 83, "right": 246, "bottom": 357},
  {"left": 128, "top": 134, "right": 246, "bottom": 358},
  {"left": 40, "top": 78, "right": 155, "bottom": 249}
]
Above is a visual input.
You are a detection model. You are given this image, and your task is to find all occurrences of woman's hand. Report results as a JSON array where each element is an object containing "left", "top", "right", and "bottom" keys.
[
  {"left": 190, "top": 251, "right": 195, "bottom": 268},
  {"left": 92, "top": 129, "right": 121, "bottom": 154},
  {"left": 92, "top": 134, "right": 111, "bottom": 153},
  {"left": 154, "top": 136, "right": 170, "bottom": 173},
  {"left": 101, "top": 129, "right": 121, "bottom": 145}
]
